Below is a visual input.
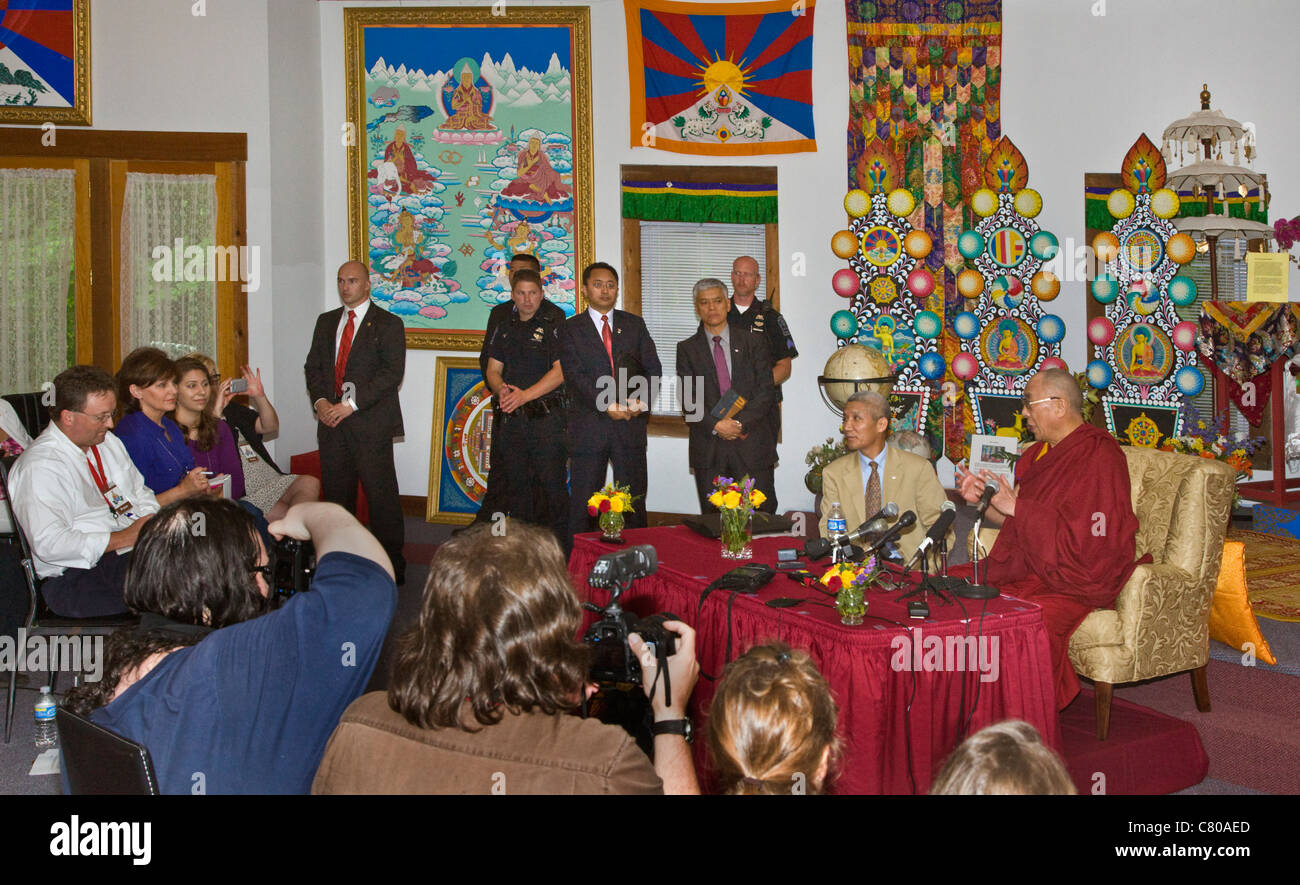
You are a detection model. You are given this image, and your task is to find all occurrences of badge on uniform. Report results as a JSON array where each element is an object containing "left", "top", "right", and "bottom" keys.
[{"left": 532, "top": 328, "right": 544, "bottom": 342}]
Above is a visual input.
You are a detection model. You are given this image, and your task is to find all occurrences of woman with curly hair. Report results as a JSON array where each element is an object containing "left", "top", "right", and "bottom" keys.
[{"left": 708, "top": 641, "right": 840, "bottom": 795}]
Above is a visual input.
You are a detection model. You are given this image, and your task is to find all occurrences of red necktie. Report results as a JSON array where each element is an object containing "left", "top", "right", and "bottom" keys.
[
  {"left": 335, "top": 309, "right": 356, "bottom": 397},
  {"left": 601, "top": 314, "right": 614, "bottom": 373}
]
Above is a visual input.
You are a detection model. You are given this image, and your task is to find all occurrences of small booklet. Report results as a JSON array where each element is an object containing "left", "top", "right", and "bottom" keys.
[
  {"left": 709, "top": 389, "right": 746, "bottom": 421},
  {"left": 207, "top": 473, "right": 232, "bottom": 499}
]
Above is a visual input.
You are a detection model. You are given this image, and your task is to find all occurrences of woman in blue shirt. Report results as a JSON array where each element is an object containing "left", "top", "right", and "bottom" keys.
[{"left": 114, "top": 347, "right": 209, "bottom": 504}]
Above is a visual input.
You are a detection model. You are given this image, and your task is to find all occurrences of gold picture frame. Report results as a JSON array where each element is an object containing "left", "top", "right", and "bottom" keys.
[
  {"left": 345, "top": 5, "right": 593, "bottom": 351},
  {"left": 0, "top": 0, "right": 91, "bottom": 125},
  {"left": 426, "top": 356, "right": 494, "bottom": 525}
]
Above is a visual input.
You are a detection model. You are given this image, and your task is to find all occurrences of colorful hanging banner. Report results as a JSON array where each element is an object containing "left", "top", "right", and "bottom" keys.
[
  {"left": 625, "top": 0, "right": 816, "bottom": 156},
  {"left": 620, "top": 180, "right": 778, "bottom": 224},
  {"left": 845, "top": 0, "right": 1002, "bottom": 460}
]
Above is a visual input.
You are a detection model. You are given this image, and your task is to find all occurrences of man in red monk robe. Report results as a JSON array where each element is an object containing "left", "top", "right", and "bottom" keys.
[{"left": 956, "top": 368, "right": 1144, "bottom": 710}]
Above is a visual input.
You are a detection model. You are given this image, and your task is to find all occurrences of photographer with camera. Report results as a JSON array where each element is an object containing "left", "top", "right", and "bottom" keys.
[
  {"left": 313, "top": 523, "right": 700, "bottom": 794},
  {"left": 64, "top": 499, "right": 396, "bottom": 794}
]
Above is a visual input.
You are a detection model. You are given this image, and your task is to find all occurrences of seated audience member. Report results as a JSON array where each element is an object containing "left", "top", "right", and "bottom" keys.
[
  {"left": 171, "top": 357, "right": 247, "bottom": 500},
  {"left": 186, "top": 354, "right": 320, "bottom": 520},
  {"left": 63, "top": 499, "right": 396, "bottom": 794},
  {"left": 173, "top": 356, "right": 318, "bottom": 522},
  {"left": 8, "top": 366, "right": 160, "bottom": 616},
  {"left": 0, "top": 395, "right": 34, "bottom": 533},
  {"left": 929, "top": 719, "right": 1076, "bottom": 795},
  {"left": 818, "top": 391, "right": 949, "bottom": 561},
  {"left": 113, "top": 347, "right": 209, "bottom": 505},
  {"left": 313, "top": 522, "right": 701, "bottom": 795},
  {"left": 708, "top": 642, "right": 840, "bottom": 795}
]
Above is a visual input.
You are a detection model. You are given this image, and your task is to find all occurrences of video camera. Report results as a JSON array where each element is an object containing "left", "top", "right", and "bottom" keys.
[{"left": 581, "top": 545, "right": 683, "bottom": 754}]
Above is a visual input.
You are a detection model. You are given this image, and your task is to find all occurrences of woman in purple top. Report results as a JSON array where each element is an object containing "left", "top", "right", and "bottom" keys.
[
  {"left": 114, "top": 347, "right": 209, "bottom": 505},
  {"left": 172, "top": 358, "right": 246, "bottom": 499}
]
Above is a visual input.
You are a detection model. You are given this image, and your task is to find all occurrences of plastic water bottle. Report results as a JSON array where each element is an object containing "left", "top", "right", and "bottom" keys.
[
  {"left": 34, "top": 687, "right": 57, "bottom": 750},
  {"left": 827, "top": 502, "right": 848, "bottom": 564}
]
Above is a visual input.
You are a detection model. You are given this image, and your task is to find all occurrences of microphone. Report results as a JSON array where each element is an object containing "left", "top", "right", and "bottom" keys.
[
  {"left": 864, "top": 510, "right": 916, "bottom": 556},
  {"left": 803, "top": 502, "right": 899, "bottom": 560},
  {"left": 904, "top": 502, "right": 957, "bottom": 570},
  {"left": 974, "top": 481, "right": 998, "bottom": 518}
]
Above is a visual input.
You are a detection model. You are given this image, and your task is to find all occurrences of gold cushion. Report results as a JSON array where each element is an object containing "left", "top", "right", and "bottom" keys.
[{"left": 1208, "top": 540, "right": 1278, "bottom": 666}]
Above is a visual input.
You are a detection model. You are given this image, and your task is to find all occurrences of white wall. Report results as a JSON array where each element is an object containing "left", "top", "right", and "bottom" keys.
[{"left": 74, "top": 0, "right": 1300, "bottom": 510}]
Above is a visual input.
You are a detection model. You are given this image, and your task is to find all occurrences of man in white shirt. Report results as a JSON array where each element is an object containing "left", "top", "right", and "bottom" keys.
[{"left": 9, "top": 365, "right": 159, "bottom": 616}]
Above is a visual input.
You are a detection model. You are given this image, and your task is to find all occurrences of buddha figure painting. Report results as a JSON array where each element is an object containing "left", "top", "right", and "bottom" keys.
[
  {"left": 862, "top": 314, "right": 915, "bottom": 371},
  {"left": 500, "top": 137, "right": 570, "bottom": 204},
  {"left": 440, "top": 66, "right": 496, "bottom": 132},
  {"left": 981, "top": 318, "right": 1037, "bottom": 375},
  {"left": 1118, "top": 323, "right": 1173, "bottom": 383}
]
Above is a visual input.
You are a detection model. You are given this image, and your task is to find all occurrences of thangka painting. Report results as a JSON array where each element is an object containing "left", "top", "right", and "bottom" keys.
[
  {"left": 0, "top": 0, "right": 90, "bottom": 124},
  {"left": 845, "top": 0, "right": 1002, "bottom": 460},
  {"left": 1085, "top": 135, "right": 1200, "bottom": 441},
  {"left": 624, "top": 0, "right": 816, "bottom": 156},
  {"left": 345, "top": 7, "right": 593, "bottom": 350},
  {"left": 427, "top": 357, "right": 493, "bottom": 524}
]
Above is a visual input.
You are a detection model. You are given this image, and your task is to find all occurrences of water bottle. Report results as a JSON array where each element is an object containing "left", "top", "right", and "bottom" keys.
[
  {"left": 34, "top": 687, "right": 57, "bottom": 750},
  {"left": 827, "top": 502, "right": 848, "bottom": 564}
]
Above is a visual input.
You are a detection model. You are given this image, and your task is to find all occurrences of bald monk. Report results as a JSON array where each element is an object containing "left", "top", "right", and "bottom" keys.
[{"left": 956, "top": 368, "right": 1146, "bottom": 710}]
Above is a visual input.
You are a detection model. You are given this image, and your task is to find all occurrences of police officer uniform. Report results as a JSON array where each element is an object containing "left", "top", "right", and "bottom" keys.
[
  {"left": 729, "top": 298, "right": 798, "bottom": 508},
  {"left": 474, "top": 298, "right": 566, "bottom": 526},
  {"left": 485, "top": 304, "right": 570, "bottom": 555}
]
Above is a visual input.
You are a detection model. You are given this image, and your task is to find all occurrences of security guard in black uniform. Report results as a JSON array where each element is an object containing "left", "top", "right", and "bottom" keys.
[
  {"left": 728, "top": 255, "right": 798, "bottom": 511},
  {"left": 484, "top": 268, "right": 571, "bottom": 556},
  {"left": 472, "top": 253, "right": 565, "bottom": 527}
]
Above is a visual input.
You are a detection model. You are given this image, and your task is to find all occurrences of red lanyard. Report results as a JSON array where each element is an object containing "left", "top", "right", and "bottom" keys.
[{"left": 86, "top": 446, "right": 110, "bottom": 495}]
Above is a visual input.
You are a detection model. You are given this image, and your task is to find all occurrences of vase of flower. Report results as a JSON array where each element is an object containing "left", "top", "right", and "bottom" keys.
[
  {"left": 820, "top": 558, "right": 878, "bottom": 626},
  {"left": 709, "top": 475, "right": 765, "bottom": 560},
  {"left": 587, "top": 482, "right": 638, "bottom": 544},
  {"left": 598, "top": 510, "right": 625, "bottom": 542}
]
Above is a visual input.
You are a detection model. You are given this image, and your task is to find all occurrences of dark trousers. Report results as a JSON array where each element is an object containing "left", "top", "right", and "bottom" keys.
[
  {"left": 569, "top": 444, "right": 648, "bottom": 539},
  {"left": 318, "top": 419, "right": 405, "bottom": 577},
  {"left": 693, "top": 459, "right": 777, "bottom": 515},
  {"left": 500, "top": 409, "right": 570, "bottom": 558},
  {"left": 40, "top": 551, "right": 132, "bottom": 617}
]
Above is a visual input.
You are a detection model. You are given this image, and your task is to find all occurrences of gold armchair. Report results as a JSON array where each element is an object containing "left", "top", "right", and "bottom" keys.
[{"left": 975, "top": 447, "right": 1235, "bottom": 739}]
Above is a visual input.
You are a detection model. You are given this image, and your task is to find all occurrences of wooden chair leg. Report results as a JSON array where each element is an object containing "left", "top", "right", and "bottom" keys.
[
  {"left": 1095, "top": 681, "right": 1113, "bottom": 741},
  {"left": 1190, "top": 665, "right": 1211, "bottom": 713}
]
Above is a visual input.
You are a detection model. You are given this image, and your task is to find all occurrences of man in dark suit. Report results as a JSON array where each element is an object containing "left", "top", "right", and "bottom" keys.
[
  {"left": 470, "top": 253, "right": 565, "bottom": 528},
  {"left": 676, "top": 278, "right": 777, "bottom": 514},
  {"left": 305, "top": 260, "right": 407, "bottom": 583},
  {"left": 560, "top": 262, "right": 662, "bottom": 538}
]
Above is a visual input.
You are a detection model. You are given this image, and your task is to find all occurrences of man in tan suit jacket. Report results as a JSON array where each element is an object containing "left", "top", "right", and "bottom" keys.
[{"left": 818, "top": 391, "right": 949, "bottom": 562}]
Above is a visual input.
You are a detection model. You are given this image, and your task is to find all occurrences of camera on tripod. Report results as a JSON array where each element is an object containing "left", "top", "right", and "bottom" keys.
[{"left": 581, "top": 545, "right": 678, "bottom": 687}]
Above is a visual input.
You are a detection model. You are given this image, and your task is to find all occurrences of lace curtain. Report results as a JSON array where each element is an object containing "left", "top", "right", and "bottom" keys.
[
  {"left": 0, "top": 167, "right": 76, "bottom": 393},
  {"left": 120, "top": 172, "right": 218, "bottom": 359}
]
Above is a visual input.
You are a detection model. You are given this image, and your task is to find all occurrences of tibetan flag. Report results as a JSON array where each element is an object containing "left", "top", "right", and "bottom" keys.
[{"left": 625, "top": 0, "right": 816, "bottom": 156}]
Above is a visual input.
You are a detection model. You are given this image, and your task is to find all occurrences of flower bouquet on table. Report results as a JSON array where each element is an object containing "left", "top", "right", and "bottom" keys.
[
  {"left": 587, "top": 482, "right": 638, "bottom": 543},
  {"left": 820, "top": 557, "right": 880, "bottom": 626},
  {"left": 708, "top": 475, "right": 766, "bottom": 560}
]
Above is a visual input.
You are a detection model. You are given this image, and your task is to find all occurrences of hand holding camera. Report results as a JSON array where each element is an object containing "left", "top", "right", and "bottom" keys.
[{"left": 629, "top": 619, "right": 698, "bottom": 719}]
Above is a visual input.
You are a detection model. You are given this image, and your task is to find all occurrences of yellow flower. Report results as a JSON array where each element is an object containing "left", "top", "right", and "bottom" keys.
[
  {"left": 708, "top": 491, "right": 724, "bottom": 508},
  {"left": 722, "top": 490, "right": 742, "bottom": 509},
  {"left": 587, "top": 494, "right": 604, "bottom": 508},
  {"left": 750, "top": 490, "right": 767, "bottom": 506},
  {"left": 610, "top": 497, "right": 624, "bottom": 513}
]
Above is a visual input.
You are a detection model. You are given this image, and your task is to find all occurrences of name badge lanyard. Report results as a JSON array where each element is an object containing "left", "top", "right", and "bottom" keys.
[{"left": 87, "top": 446, "right": 134, "bottom": 520}]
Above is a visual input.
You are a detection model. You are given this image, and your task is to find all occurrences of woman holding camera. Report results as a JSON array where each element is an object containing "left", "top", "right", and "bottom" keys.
[{"left": 183, "top": 353, "right": 320, "bottom": 522}]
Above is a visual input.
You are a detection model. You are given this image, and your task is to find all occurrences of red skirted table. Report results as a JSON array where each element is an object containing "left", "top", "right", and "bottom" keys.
[{"left": 569, "top": 526, "right": 1061, "bottom": 795}]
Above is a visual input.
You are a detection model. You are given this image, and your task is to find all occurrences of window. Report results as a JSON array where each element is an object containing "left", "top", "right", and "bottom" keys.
[
  {"left": 619, "top": 164, "right": 779, "bottom": 436},
  {"left": 638, "top": 221, "right": 766, "bottom": 414}
]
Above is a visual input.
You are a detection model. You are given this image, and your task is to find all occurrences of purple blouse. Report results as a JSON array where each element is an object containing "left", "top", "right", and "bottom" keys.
[{"left": 186, "top": 419, "right": 245, "bottom": 500}]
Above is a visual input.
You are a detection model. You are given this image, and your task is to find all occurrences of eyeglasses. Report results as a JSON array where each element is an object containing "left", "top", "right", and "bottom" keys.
[
  {"left": 1021, "top": 396, "right": 1061, "bottom": 410},
  {"left": 251, "top": 564, "right": 273, "bottom": 581},
  {"left": 73, "top": 410, "right": 115, "bottom": 425}
]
